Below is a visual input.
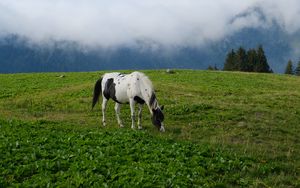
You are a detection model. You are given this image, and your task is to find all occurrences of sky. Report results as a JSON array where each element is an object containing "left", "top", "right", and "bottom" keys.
[{"left": 0, "top": 0, "right": 300, "bottom": 48}]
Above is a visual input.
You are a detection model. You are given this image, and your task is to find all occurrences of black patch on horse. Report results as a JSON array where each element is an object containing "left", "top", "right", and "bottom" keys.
[
  {"left": 134, "top": 96, "right": 145, "bottom": 104},
  {"left": 103, "top": 78, "right": 121, "bottom": 103},
  {"left": 152, "top": 108, "right": 164, "bottom": 128},
  {"left": 149, "top": 93, "right": 156, "bottom": 107}
]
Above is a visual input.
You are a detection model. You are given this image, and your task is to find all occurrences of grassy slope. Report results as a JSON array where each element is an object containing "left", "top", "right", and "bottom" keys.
[{"left": 0, "top": 70, "right": 299, "bottom": 187}]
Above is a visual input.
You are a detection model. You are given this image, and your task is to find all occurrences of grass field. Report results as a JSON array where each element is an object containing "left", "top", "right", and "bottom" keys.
[{"left": 0, "top": 70, "right": 299, "bottom": 187}]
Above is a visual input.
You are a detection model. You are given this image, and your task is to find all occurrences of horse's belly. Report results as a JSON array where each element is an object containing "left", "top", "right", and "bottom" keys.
[
  {"left": 115, "top": 93, "right": 129, "bottom": 103},
  {"left": 115, "top": 86, "right": 130, "bottom": 104}
]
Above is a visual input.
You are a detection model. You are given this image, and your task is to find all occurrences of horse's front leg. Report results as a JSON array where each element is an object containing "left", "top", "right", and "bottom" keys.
[
  {"left": 102, "top": 98, "right": 108, "bottom": 126},
  {"left": 114, "top": 103, "right": 124, "bottom": 128},
  {"left": 129, "top": 98, "right": 136, "bottom": 129},
  {"left": 138, "top": 104, "right": 143, "bottom": 130}
]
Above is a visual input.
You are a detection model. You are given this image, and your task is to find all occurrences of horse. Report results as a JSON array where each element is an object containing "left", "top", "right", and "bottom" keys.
[{"left": 92, "top": 71, "right": 165, "bottom": 132}]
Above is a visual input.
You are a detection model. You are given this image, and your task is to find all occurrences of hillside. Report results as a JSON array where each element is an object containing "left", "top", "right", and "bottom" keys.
[
  {"left": 0, "top": 25, "right": 298, "bottom": 73},
  {"left": 0, "top": 70, "right": 299, "bottom": 187}
]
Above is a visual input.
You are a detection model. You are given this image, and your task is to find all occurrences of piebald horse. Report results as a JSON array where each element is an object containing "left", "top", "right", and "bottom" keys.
[{"left": 92, "top": 72, "right": 165, "bottom": 132}]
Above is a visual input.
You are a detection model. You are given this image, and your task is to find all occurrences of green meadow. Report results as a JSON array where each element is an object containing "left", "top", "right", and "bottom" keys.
[{"left": 0, "top": 70, "right": 299, "bottom": 187}]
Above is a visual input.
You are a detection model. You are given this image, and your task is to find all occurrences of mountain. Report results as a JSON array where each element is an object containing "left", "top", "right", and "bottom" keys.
[{"left": 0, "top": 26, "right": 298, "bottom": 73}]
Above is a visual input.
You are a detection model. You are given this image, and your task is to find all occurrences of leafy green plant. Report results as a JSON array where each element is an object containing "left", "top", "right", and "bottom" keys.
[{"left": 0, "top": 70, "right": 300, "bottom": 187}]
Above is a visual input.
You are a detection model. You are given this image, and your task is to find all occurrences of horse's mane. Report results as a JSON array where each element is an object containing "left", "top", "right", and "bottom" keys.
[{"left": 135, "top": 72, "right": 159, "bottom": 110}]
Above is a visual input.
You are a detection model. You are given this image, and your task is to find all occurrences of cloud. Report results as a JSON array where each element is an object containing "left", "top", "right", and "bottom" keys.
[
  {"left": 0, "top": 0, "right": 300, "bottom": 48},
  {"left": 257, "top": 0, "right": 300, "bottom": 33}
]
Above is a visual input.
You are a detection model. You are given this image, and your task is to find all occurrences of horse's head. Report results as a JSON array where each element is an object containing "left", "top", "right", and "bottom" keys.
[{"left": 151, "top": 105, "right": 165, "bottom": 132}]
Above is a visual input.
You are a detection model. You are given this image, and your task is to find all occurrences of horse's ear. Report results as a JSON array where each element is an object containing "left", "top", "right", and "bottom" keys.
[{"left": 161, "top": 105, "right": 164, "bottom": 110}]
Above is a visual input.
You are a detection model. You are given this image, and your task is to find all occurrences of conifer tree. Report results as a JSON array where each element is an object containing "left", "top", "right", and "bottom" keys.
[
  {"left": 255, "top": 45, "right": 272, "bottom": 73},
  {"left": 223, "top": 45, "right": 273, "bottom": 73},
  {"left": 223, "top": 49, "right": 236, "bottom": 71},
  {"left": 285, "top": 60, "right": 294, "bottom": 74},
  {"left": 295, "top": 61, "right": 300, "bottom": 76},
  {"left": 246, "top": 49, "right": 257, "bottom": 72},
  {"left": 236, "top": 47, "right": 247, "bottom": 71}
]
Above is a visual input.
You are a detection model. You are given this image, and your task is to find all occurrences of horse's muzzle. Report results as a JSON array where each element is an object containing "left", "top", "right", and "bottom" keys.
[{"left": 159, "top": 124, "right": 165, "bottom": 132}]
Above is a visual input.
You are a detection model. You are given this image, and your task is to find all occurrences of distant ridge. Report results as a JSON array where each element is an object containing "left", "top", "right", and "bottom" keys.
[{"left": 0, "top": 25, "right": 298, "bottom": 73}]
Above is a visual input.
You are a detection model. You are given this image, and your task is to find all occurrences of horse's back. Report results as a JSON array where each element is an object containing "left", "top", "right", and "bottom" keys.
[
  {"left": 102, "top": 72, "right": 121, "bottom": 80},
  {"left": 100, "top": 71, "right": 153, "bottom": 104},
  {"left": 101, "top": 72, "right": 131, "bottom": 103},
  {"left": 102, "top": 71, "right": 143, "bottom": 79}
]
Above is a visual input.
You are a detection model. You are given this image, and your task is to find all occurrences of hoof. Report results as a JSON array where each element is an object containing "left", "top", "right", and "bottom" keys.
[
  {"left": 138, "top": 126, "right": 143, "bottom": 130},
  {"left": 120, "top": 124, "right": 124, "bottom": 128}
]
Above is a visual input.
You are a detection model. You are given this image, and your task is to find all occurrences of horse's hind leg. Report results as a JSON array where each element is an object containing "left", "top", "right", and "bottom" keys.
[
  {"left": 137, "top": 104, "right": 143, "bottom": 130},
  {"left": 102, "top": 98, "right": 108, "bottom": 126},
  {"left": 114, "top": 103, "right": 124, "bottom": 128}
]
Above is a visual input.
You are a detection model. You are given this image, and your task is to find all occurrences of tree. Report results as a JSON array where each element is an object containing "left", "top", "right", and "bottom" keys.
[
  {"left": 223, "top": 45, "right": 273, "bottom": 73},
  {"left": 294, "top": 61, "right": 300, "bottom": 76},
  {"left": 284, "top": 60, "right": 294, "bottom": 75},
  {"left": 223, "top": 49, "right": 236, "bottom": 71},
  {"left": 255, "top": 45, "right": 272, "bottom": 73},
  {"left": 246, "top": 49, "right": 257, "bottom": 72},
  {"left": 236, "top": 47, "right": 247, "bottom": 71}
]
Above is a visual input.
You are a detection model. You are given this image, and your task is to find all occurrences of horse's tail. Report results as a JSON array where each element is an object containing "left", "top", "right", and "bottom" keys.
[{"left": 92, "top": 77, "right": 103, "bottom": 109}]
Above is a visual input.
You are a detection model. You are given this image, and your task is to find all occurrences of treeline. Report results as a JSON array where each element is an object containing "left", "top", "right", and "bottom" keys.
[
  {"left": 223, "top": 45, "right": 272, "bottom": 73},
  {"left": 284, "top": 60, "right": 300, "bottom": 76}
]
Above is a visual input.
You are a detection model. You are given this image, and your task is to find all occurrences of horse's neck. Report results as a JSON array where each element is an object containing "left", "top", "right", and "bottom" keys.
[
  {"left": 149, "top": 92, "right": 158, "bottom": 109},
  {"left": 140, "top": 84, "right": 157, "bottom": 113},
  {"left": 137, "top": 73, "right": 158, "bottom": 113},
  {"left": 146, "top": 93, "right": 158, "bottom": 114}
]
